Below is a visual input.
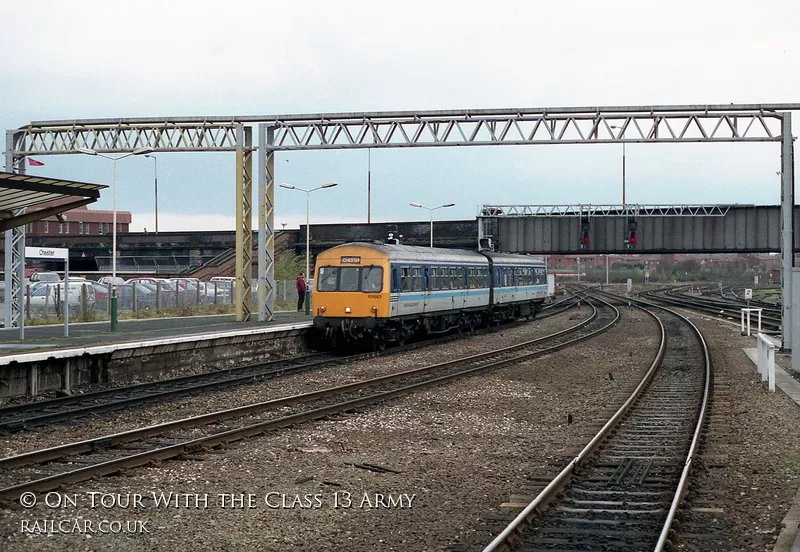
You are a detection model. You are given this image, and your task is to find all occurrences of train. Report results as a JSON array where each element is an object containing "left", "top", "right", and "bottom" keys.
[{"left": 310, "top": 242, "right": 550, "bottom": 348}]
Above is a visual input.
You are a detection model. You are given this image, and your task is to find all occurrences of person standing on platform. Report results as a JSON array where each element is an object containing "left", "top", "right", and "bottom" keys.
[{"left": 296, "top": 272, "right": 307, "bottom": 312}]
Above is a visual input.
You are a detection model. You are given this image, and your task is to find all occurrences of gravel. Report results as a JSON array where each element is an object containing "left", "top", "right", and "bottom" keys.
[{"left": 2, "top": 300, "right": 796, "bottom": 551}]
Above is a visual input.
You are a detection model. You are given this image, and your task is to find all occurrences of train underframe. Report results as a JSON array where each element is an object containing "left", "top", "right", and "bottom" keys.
[{"left": 312, "top": 300, "right": 543, "bottom": 350}]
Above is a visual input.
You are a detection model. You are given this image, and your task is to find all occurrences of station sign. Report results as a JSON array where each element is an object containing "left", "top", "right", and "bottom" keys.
[
  {"left": 745, "top": 288, "right": 753, "bottom": 299},
  {"left": 25, "top": 246, "right": 68, "bottom": 260}
]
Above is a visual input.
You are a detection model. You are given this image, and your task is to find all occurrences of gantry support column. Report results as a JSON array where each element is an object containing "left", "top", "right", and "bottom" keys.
[
  {"left": 781, "top": 113, "right": 795, "bottom": 349},
  {"left": 4, "top": 129, "right": 26, "bottom": 339},
  {"left": 235, "top": 125, "right": 253, "bottom": 322},
  {"left": 257, "top": 124, "right": 276, "bottom": 321}
]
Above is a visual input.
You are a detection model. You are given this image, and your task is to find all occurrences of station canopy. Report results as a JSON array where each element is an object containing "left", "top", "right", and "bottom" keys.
[{"left": 0, "top": 171, "right": 106, "bottom": 232}]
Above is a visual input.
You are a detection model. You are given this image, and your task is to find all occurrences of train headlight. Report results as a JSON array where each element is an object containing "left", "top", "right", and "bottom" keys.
[
  {"left": 345, "top": 306, "right": 351, "bottom": 313},
  {"left": 371, "top": 306, "right": 378, "bottom": 312},
  {"left": 319, "top": 305, "right": 326, "bottom": 313}
]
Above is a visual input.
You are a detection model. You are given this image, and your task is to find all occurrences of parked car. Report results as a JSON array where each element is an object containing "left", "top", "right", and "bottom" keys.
[
  {"left": 30, "top": 272, "right": 61, "bottom": 283},
  {"left": 116, "top": 282, "right": 158, "bottom": 310},
  {"left": 26, "top": 282, "right": 96, "bottom": 316},
  {"left": 98, "top": 276, "right": 126, "bottom": 287}
]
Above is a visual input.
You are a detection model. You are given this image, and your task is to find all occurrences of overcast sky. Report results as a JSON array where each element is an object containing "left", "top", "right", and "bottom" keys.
[{"left": 1, "top": 0, "right": 798, "bottom": 232}]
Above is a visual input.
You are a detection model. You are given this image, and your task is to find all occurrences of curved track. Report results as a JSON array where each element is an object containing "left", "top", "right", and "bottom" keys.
[
  {"left": 0, "top": 296, "right": 617, "bottom": 502},
  {"left": 642, "top": 286, "right": 781, "bottom": 332},
  {"left": 0, "top": 296, "right": 582, "bottom": 434},
  {"left": 481, "top": 293, "right": 710, "bottom": 552}
]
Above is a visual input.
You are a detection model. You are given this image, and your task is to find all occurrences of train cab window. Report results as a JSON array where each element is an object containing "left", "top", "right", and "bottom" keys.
[
  {"left": 317, "top": 267, "right": 339, "bottom": 292},
  {"left": 401, "top": 267, "right": 412, "bottom": 291},
  {"left": 361, "top": 266, "right": 383, "bottom": 293},
  {"left": 339, "top": 267, "right": 360, "bottom": 292}
]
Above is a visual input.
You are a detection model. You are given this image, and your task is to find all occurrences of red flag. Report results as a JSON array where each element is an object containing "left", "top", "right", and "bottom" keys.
[{"left": 28, "top": 158, "right": 45, "bottom": 167}]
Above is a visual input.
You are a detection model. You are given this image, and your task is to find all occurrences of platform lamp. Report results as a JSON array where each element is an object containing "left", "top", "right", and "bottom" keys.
[
  {"left": 77, "top": 146, "right": 154, "bottom": 331},
  {"left": 409, "top": 202, "right": 456, "bottom": 247},
  {"left": 279, "top": 181, "right": 338, "bottom": 314}
]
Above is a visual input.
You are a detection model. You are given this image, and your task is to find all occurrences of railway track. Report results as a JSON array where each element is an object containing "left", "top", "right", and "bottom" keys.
[
  {"left": 641, "top": 286, "right": 781, "bottom": 332},
  {"left": 0, "top": 295, "right": 616, "bottom": 503},
  {"left": 1, "top": 297, "right": 582, "bottom": 432},
  {"left": 0, "top": 296, "right": 582, "bottom": 434},
  {"left": 477, "top": 292, "right": 710, "bottom": 552}
]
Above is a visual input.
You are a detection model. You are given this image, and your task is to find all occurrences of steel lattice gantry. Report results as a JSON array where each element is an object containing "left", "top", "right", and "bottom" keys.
[{"left": 5, "top": 103, "right": 797, "bottom": 347}]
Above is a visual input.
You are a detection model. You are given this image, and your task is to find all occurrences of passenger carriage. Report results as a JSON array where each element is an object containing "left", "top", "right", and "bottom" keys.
[{"left": 311, "top": 242, "right": 547, "bottom": 348}]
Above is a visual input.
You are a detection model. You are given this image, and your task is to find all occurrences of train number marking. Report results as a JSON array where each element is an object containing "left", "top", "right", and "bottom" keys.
[{"left": 367, "top": 294, "right": 382, "bottom": 299}]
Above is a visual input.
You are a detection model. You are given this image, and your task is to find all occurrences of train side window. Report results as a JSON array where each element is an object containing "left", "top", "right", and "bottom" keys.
[
  {"left": 401, "top": 267, "right": 412, "bottom": 291},
  {"left": 424, "top": 267, "right": 430, "bottom": 291},
  {"left": 536, "top": 267, "right": 546, "bottom": 284},
  {"left": 412, "top": 267, "right": 422, "bottom": 291},
  {"left": 391, "top": 267, "right": 399, "bottom": 292},
  {"left": 432, "top": 267, "right": 440, "bottom": 290}
]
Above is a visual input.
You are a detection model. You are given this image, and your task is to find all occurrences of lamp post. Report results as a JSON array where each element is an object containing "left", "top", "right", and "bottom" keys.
[
  {"left": 77, "top": 146, "right": 153, "bottom": 331},
  {"left": 610, "top": 125, "right": 626, "bottom": 209},
  {"left": 145, "top": 154, "right": 158, "bottom": 233},
  {"left": 279, "top": 182, "right": 338, "bottom": 314},
  {"left": 409, "top": 202, "right": 455, "bottom": 247}
]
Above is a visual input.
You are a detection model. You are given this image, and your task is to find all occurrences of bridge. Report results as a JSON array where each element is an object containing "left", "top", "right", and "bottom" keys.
[{"left": 481, "top": 204, "right": 799, "bottom": 254}]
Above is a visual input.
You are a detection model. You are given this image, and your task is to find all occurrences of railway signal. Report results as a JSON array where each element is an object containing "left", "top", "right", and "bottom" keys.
[
  {"left": 625, "top": 217, "right": 638, "bottom": 249},
  {"left": 580, "top": 217, "right": 590, "bottom": 249}
]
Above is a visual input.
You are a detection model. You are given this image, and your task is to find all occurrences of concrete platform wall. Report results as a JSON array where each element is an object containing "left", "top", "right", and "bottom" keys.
[{"left": 0, "top": 329, "right": 309, "bottom": 399}]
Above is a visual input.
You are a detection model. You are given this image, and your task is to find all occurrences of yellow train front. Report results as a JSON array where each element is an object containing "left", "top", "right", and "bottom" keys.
[{"left": 311, "top": 243, "right": 392, "bottom": 348}]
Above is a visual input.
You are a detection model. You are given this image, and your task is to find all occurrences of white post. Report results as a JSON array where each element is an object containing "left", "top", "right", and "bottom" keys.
[
  {"left": 757, "top": 337, "right": 765, "bottom": 377},
  {"left": 768, "top": 343, "right": 776, "bottom": 392},
  {"left": 64, "top": 256, "right": 69, "bottom": 337}
]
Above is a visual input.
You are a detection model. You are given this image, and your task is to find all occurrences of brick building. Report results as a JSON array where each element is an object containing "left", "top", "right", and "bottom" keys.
[{"left": 19, "top": 198, "right": 131, "bottom": 237}]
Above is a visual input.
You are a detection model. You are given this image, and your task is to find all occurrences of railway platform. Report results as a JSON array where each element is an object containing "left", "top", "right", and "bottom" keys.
[
  {"left": 0, "top": 313, "right": 313, "bottom": 400},
  {"left": 743, "top": 343, "right": 800, "bottom": 552}
]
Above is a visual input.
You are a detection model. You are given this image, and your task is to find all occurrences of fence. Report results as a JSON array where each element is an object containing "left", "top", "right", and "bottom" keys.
[
  {"left": 15, "top": 279, "right": 304, "bottom": 322},
  {"left": 755, "top": 333, "right": 777, "bottom": 392}
]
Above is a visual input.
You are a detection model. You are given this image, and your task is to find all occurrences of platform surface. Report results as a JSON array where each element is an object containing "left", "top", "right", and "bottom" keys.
[{"left": 0, "top": 311, "right": 312, "bottom": 358}]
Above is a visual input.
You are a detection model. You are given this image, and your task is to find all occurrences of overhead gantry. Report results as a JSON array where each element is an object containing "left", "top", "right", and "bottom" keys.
[{"left": 4, "top": 103, "right": 797, "bottom": 347}]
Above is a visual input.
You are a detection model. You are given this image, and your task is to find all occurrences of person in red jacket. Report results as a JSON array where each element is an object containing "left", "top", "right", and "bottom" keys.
[{"left": 296, "top": 272, "right": 307, "bottom": 311}]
